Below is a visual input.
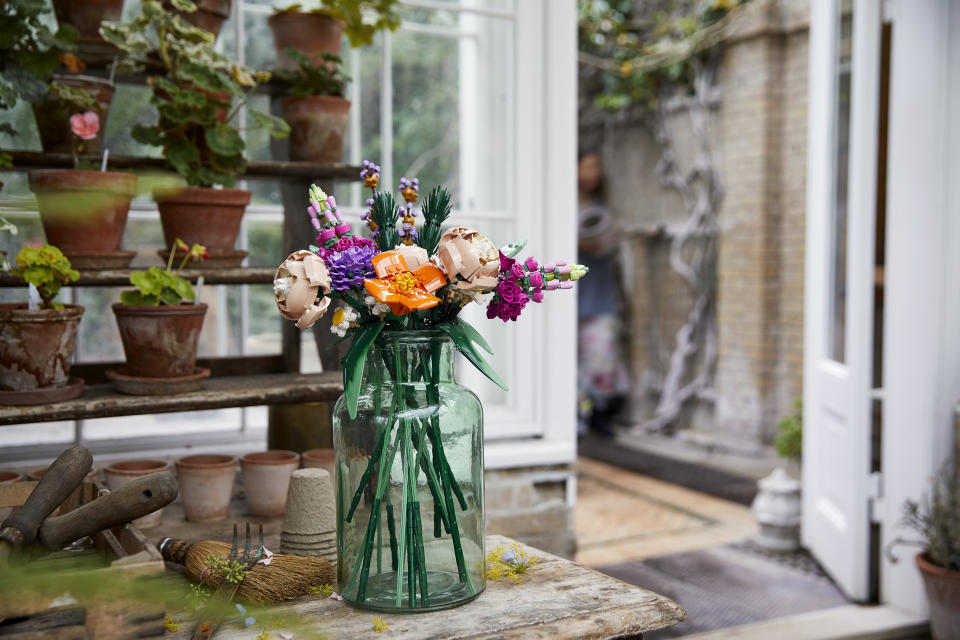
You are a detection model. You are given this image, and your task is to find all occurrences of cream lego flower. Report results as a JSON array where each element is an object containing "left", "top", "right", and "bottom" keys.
[
  {"left": 330, "top": 306, "right": 360, "bottom": 338},
  {"left": 364, "top": 295, "right": 391, "bottom": 317},
  {"left": 274, "top": 250, "right": 332, "bottom": 329},
  {"left": 435, "top": 227, "right": 501, "bottom": 292}
]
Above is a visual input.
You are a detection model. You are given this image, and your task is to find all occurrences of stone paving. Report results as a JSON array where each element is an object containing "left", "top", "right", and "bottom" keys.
[{"left": 575, "top": 456, "right": 850, "bottom": 637}]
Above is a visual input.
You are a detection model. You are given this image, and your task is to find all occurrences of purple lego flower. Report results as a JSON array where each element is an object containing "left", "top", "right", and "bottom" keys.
[{"left": 325, "top": 244, "right": 377, "bottom": 291}]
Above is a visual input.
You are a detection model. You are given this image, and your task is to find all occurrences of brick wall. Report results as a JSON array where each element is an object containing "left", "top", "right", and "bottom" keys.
[{"left": 579, "top": 0, "right": 810, "bottom": 453}]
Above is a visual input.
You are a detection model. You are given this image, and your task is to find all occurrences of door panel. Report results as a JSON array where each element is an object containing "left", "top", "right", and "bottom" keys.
[{"left": 802, "top": 0, "right": 881, "bottom": 602}]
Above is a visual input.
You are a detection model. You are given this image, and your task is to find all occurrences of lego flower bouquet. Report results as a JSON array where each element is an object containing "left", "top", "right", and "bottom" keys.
[{"left": 274, "top": 160, "right": 587, "bottom": 613}]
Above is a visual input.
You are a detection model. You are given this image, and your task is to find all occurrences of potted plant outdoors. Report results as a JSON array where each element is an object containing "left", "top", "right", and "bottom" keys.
[
  {"left": 170, "top": 0, "right": 233, "bottom": 40},
  {"left": 29, "top": 108, "right": 138, "bottom": 269},
  {"left": 108, "top": 239, "right": 211, "bottom": 395},
  {"left": 900, "top": 459, "right": 960, "bottom": 639},
  {"left": 275, "top": 50, "right": 350, "bottom": 165},
  {"left": 0, "top": 0, "right": 78, "bottom": 146},
  {"left": 31, "top": 55, "right": 116, "bottom": 157},
  {"left": 0, "top": 244, "right": 84, "bottom": 405},
  {"left": 268, "top": 0, "right": 402, "bottom": 70},
  {"left": 100, "top": 0, "right": 290, "bottom": 266}
]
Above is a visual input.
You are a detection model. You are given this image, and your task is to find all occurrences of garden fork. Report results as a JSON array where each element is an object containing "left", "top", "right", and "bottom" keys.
[{"left": 191, "top": 522, "right": 264, "bottom": 640}]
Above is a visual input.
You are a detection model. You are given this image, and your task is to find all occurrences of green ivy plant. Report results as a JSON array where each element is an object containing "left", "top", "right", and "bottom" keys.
[
  {"left": 273, "top": 0, "right": 401, "bottom": 48},
  {"left": 10, "top": 245, "right": 80, "bottom": 309},
  {"left": 274, "top": 49, "right": 348, "bottom": 98},
  {"left": 121, "top": 239, "right": 207, "bottom": 306},
  {"left": 100, "top": 0, "right": 290, "bottom": 188}
]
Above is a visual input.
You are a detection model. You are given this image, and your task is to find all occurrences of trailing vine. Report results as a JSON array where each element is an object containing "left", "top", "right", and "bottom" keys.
[{"left": 579, "top": 0, "right": 762, "bottom": 431}]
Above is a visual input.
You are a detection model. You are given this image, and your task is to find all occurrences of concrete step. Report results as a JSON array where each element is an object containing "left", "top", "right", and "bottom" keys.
[{"left": 679, "top": 605, "right": 929, "bottom": 639}]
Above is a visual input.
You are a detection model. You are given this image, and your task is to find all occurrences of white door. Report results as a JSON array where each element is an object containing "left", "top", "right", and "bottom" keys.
[{"left": 802, "top": 0, "right": 882, "bottom": 602}]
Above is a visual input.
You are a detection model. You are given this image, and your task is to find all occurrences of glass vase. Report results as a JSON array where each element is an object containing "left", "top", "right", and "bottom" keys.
[{"left": 333, "top": 330, "right": 485, "bottom": 613}]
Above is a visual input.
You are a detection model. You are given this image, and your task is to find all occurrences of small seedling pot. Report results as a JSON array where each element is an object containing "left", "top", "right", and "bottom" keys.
[
  {"left": 241, "top": 450, "right": 301, "bottom": 517},
  {"left": 112, "top": 303, "right": 207, "bottom": 379},
  {"left": 175, "top": 454, "right": 238, "bottom": 522},
  {"left": 104, "top": 460, "right": 173, "bottom": 528}
]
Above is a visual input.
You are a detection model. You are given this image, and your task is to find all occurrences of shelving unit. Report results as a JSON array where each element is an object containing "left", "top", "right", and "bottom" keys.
[{"left": 1, "top": 149, "right": 356, "bottom": 427}]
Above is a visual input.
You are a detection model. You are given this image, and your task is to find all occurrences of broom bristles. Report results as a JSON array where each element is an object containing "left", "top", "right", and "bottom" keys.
[{"left": 182, "top": 540, "right": 336, "bottom": 604}]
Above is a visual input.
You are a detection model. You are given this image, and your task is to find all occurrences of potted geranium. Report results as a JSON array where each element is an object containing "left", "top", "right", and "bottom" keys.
[
  {"left": 28, "top": 111, "right": 138, "bottom": 269},
  {"left": 100, "top": 0, "right": 289, "bottom": 266},
  {"left": 269, "top": 0, "right": 401, "bottom": 70},
  {"left": 108, "top": 239, "right": 210, "bottom": 395},
  {"left": 900, "top": 460, "right": 960, "bottom": 639},
  {"left": 31, "top": 54, "right": 115, "bottom": 156},
  {"left": 0, "top": 244, "right": 83, "bottom": 405},
  {"left": 275, "top": 50, "right": 350, "bottom": 165}
]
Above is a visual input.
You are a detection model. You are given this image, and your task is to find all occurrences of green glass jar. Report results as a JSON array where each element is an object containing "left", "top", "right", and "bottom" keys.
[{"left": 333, "top": 330, "right": 485, "bottom": 612}]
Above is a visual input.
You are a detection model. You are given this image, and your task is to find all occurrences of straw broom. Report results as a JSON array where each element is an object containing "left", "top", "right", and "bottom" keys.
[{"left": 159, "top": 538, "right": 336, "bottom": 604}]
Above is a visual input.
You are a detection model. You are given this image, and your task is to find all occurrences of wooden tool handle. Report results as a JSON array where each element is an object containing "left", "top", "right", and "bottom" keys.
[
  {"left": 157, "top": 537, "right": 194, "bottom": 565},
  {"left": 0, "top": 446, "right": 93, "bottom": 551},
  {"left": 36, "top": 471, "right": 179, "bottom": 550}
]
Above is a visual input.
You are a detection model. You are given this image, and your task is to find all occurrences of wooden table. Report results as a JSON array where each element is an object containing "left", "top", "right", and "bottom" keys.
[{"left": 165, "top": 534, "right": 685, "bottom": 640}]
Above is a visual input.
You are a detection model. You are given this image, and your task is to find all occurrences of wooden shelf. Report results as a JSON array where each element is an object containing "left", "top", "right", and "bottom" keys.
[
  {"left": 0, "top": 372, "right": 342, "bottom": 426},
  {"left": 5, "top": 152, "right": 361, "bottom": 181},
  {"left": 0, "top": 267, "right": 275, "bottom": 288}
]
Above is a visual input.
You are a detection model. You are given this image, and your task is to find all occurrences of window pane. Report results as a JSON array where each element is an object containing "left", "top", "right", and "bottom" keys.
[{"left": 829, "top": 0, "right": 853, "bottom": 363}]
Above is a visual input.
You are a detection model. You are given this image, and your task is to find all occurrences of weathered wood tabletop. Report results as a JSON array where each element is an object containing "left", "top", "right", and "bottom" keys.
[{"left": 166, "top": 534, "right": 685, "bottom": 640}]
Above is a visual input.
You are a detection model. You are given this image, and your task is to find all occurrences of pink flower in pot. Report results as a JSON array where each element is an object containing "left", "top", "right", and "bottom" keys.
[{"left": 69, "top": 111, "right": 100, "bottom": 140}]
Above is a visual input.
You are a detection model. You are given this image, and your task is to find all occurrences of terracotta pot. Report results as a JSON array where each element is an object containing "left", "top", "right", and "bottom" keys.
[
  {"left": 0, "top": 471, "right": 23, "bottom": 484},
  {"left": 268, "top": 11, "right": 345, "bottom": 71},
  {"left": 29, "top": 170, "right": 136, "bottom": 258},
  {"left": 32, "top": 75, "right": 114, "bottom": 155},
  {"left": 112, "top": 303, "right": 207, "bottom": 378},
  {"left": 175, "top": 454, "right": 237, "bottom": 522},
  {"left": 28, "top": 467, "right": 99, "bottom": 482},
  {"left": 53, "top": 0, "right": 125, "bottom": 42},
  {"left": 917, "top": 553, "right": 960, "bottom": 639},
  {"left": 176, "top": 0, "right": 232, "bottom": 38},
  {"left": 281, "top": 96, "right": 350, "bottom": 165},
  {"left": 241, "top": 450, "right": 300, "bottom": 517},
  {"left": 0, "top": 304, "right": 84, "bottom": 391},
  {"left": 104, "top": 460, "right": 173, "bottom": 528},
  {"left": 301, "top": 448, "right": 336, "bottom": 478},
  {"left": 154, "top": 187, "right": 250, "bottom": 256}
]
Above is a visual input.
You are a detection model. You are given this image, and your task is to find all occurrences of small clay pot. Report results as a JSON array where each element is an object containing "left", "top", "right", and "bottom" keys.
[
  {"left": 177, "top": 0, "right": 232, "bottom": 38},
  {"left": 301, "top": 448, "right": 335, "bottom": 478},
  {"left": 104, "top": 460, "right": 172, "bottom": 528},
  {"left": 916, "top": 552, "right": 960, "bottom": 639},
  {"left": 154, "top": 186, "right": 251, "bottom": 257},
  {"left": 29, "top": 170, "right": 137, "bottom": 259},
  {"left": 175, "top": 454, "right": 237, "bottom": 522},
  {"left": 268, "top": 11, "right": 346, "bottom": 71},
  {"left": 28, "top": 467, "right": 98, "bottom": 482},
  {"left": 241, "top": 450, "right": 301, "bottom": 517},
  {"left": 0, "top": 471, "right": 23, "bottom": 483},
  {"left": 53, "top": 0, "right": 124, "bottom": 42},
  {"left": 281, "top": 96, "right": 350, "bottom": 165},
  {"left": 32, "top": 75, "right": 114, "bottom": 155},
  {"left": 0, "top": 304, "right": 84, "bottom": 392},
  {"left": 112, "top": 303, "right": 207, "bottom": 379}
]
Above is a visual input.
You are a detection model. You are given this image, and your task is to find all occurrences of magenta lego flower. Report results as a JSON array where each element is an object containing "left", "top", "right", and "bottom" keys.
[{"left": 70, "top": 111, "right": 99, "bottom": 140}]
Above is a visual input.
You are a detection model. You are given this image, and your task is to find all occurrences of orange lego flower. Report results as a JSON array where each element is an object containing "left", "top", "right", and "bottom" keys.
[{"left": 364, "top": 249, "right": 448, "bottom": 316}]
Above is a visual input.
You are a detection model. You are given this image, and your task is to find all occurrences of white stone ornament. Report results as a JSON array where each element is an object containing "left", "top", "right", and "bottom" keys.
[{"left": 751, "top": 466, "right": 802, "bottom": 552}]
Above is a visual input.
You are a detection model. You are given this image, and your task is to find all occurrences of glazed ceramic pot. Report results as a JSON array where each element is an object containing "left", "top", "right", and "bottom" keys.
[
  {"left": 104, "top": 460, "right": 173, "bottom": 528},
  {"left": 175, "top": 454, "right": 237, "bottom": 522},
  {"left": 916, "top": 553, "right": 960, "bottom": 640},
  {"left": 241, "top": 450, "right": 300, "bottom": 517}
]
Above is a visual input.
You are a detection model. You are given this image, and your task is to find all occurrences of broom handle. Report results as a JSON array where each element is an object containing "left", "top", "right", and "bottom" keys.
[{"left": 158, "top": 537, "right": 195, "bottom": 564}]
